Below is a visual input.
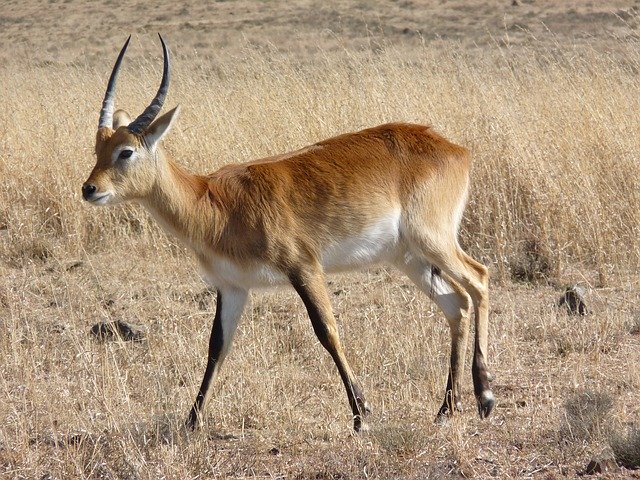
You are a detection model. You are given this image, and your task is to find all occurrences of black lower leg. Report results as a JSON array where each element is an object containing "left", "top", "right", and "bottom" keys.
[
  {"left": 186, "top": 291, "right": 225, "bottom": 430},
  {"left": 344, "top": 377, "right": 370, "bottom": 431},
  {"left": 472, "top": 343, "right": 495, "bottom": 419},
  {"left": 291, "top": 273, "right": 369, "bottom": 431},
  {"left": 316, "top": 331, "right": 370, "bottom": 431}
]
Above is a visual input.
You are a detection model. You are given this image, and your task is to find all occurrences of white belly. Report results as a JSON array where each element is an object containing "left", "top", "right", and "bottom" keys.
[
  {"left": 200, "top": 255, "right": 289, "bottom": 290},
  {"left": 321, "top": 211, "right": 401, "bottom": 272},
  {"left": 200, "top": 211, "right": 401, "bottom": 290}
]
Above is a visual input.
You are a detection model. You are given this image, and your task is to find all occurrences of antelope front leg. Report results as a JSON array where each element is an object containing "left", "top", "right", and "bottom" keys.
[
  {"left": 290, "top": 267, "right": 370, "bottom": 432},
  {"left": 186, "top": 287, "right": 248, "bottom": 430}
]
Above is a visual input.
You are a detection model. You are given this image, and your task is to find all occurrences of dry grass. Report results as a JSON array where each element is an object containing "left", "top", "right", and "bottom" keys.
[{"left": 1, "top": 10, "right": 640, "bottom": 479}]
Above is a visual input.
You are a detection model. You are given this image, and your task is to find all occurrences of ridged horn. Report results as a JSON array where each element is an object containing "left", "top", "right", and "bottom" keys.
[
  {"left": 128, "top": 33, "right": 170, "bottom": 134},
  {"left": 98, "top": 35, "right": 131, "bottom": 129}
]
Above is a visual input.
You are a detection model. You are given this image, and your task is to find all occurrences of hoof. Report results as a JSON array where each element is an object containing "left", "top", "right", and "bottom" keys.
[
  {"left": 352, "top": 397, "right": 371, "bottom": 432},
  {"left": 185, "top": 419, "right": 198, "bottom": 431},
  {"left": 434, "top": 412, "right": 450, "bottom": 426},
  {"left": 477, "top": 390, "right": 495, "bottom": 419},
  {"left": 353, "top": 415, "right": 371, "bottom": 433},
  {"left": 355, "top": 421, "right": 371, "bottom": 434},
  {"left": 353, "top": 403, "right": 371, "bottom": 433},
  {"left": 437, "top": 399, "right": 463, "bottom": 416},
  {"left": 435, "top": 399, "right": 463, "bottom": 426},
  {"left": 185, "top": 411, "right": 202, "bottom": 431}
]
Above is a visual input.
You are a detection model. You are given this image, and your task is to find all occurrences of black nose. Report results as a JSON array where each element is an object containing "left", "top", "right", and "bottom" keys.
[{"left": 82, "top": 183, "right": 97, "bottom": 200}]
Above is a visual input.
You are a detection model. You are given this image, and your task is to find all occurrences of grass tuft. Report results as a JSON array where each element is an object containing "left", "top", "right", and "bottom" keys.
[
  {"left": 609, "top": 426, "right": 640, "bottom": 470},
  {"left": 562, "top": 391, "right": 614, "bottom": 442}
]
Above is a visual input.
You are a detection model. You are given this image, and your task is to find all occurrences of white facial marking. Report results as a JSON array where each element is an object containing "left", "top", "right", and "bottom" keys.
[{"left": 87, "top": 191, "right": 115, "bottom": 206}]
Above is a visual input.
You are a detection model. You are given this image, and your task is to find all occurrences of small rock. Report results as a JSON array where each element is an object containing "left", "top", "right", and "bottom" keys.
[
  {"left": 581, "top": 455, "right": 618, "bottom": 475},
  {"left": 65, "top": 261, "right": 84, "bottom": 271},
  {"left": 90, "top": 320, "right": 147, "bottom": 342},
  {"left": 558, "top": 285, "right": 589, "bottom": 316}
]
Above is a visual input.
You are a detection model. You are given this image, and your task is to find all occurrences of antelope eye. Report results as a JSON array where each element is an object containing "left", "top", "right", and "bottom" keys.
[{"left": 118, "top": 149, "right": 133, "bottom": 160}]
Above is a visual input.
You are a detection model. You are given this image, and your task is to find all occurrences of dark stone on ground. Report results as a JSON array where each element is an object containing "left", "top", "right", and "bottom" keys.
[
  {"left": 581, "top": 454, "right": 619, "bottom": 475},
  {"left": 558, "top": 284, "right": 589, "bottom": 315},
  {"left": 90, "top": 319, "right": 147, "bottom": 342}
]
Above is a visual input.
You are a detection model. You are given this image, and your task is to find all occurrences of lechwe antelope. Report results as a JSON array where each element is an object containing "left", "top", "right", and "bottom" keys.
[{"left": 82, "top": 35, "right": 495, "bottom": 432}]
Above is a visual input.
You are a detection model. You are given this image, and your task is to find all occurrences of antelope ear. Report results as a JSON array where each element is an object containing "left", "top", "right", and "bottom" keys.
[
  {"left": 113, "top": 109, "right": 131, "bottom": 130},
  {"left": 143, "top": 105, "right": 181, "bottom": 150}
]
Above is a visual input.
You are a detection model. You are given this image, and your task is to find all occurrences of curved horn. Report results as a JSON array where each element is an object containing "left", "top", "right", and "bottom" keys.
[
  {"left": 128, "top": 33, "right": 170, "bottom": 134},
  {"left": 98, "top": 35, "right": 131, "bottom": 129}
]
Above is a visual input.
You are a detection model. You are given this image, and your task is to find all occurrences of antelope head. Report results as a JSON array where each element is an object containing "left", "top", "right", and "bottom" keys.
[{"left": 82, "top": 34, "right": 180, "bottom": 206}]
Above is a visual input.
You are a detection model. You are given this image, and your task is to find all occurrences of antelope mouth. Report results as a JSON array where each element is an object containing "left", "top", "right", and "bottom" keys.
[{"left": 85, "top": 192, "right": 114, "bottom": 206}]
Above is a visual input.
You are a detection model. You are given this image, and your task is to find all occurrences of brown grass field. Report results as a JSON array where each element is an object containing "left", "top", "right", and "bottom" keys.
[{"left": 2, "top": 1, "right": 640, "bottom": 478}]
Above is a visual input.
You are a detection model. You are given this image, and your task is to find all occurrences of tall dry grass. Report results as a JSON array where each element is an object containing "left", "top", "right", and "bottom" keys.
[
  {"left": 1, "top": 39, "right": 639, "bottom": 280},
  {"left": 1, "top": 38, "right": 639, "bottom": 478}
]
